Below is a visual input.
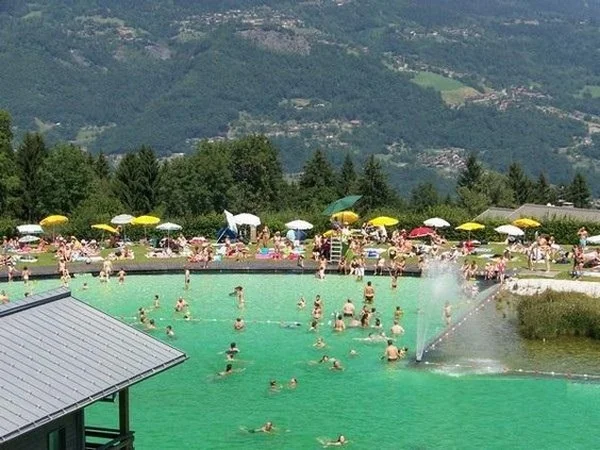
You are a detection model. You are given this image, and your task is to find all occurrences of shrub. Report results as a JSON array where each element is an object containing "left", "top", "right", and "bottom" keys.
[{"left": 516, "top": 290, "right": 600, "bottom": 339}]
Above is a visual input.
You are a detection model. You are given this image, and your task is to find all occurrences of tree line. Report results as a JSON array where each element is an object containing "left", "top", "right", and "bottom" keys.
[{"left": 0, "top": 109, "right": 593, "bottom": 238}]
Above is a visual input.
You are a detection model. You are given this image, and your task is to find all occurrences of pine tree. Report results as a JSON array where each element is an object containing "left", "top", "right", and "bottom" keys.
[
  {"left": 457, "top": 153, "right": 483, "bottom": 190},
  {"left": 95, "top": 152, "right": 111, "bottom": 179},
  {"left": 567, "top": 173, "right": 591, "bottom": 208},
  {"left": 137, "top": 145, "right": 162, "bottom": 212},
  {"left": 113, "top": 153, "right": 144, "bottom": 214},
  {"left": 534, "top": 172, "right": 554, "bottom": 205},
  {"left": 357, "top": 155, "right": 396, "bottom": 211},
  {"left": 410, "top": 182, "right": 439, "bottom": 210},
  {"left": 337, "top": 153, "right": 357, "bottom": 197},
  {"left": 298, "top": 149, "right": 337, "bottom": 210},
  {"left": 507, "top": 162, "right": 533, "bottom": 205},
  {"left": 16, "top": 133, "right": 47, "bottom": 221}
]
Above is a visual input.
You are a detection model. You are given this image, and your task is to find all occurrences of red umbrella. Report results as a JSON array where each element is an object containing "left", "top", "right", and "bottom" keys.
[{"left": 408, "top": 226, "right": 434, "bottom": 239}]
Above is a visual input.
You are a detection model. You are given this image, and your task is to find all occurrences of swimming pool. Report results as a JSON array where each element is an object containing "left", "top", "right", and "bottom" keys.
[{"left": 3, "top": 273, "right": 600, "bottom": 449}]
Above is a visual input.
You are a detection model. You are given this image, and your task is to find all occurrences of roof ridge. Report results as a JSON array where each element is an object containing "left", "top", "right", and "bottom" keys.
[{"left": 0, "top": 287, "right": 71, "bottom": 318}]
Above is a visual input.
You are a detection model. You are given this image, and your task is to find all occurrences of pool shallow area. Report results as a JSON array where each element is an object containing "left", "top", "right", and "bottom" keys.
[{"left": 3, "top": 273, "right": 600, "bottom": 449}]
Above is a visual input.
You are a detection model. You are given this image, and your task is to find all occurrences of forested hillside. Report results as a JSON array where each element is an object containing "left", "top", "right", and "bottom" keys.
[{"left": 1, "top": 0, "right": 600, "bottom": 193}]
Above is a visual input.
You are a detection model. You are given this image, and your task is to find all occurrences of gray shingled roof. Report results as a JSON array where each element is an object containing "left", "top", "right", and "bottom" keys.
[
  {"left": 474, "top": 204, "right": 600, "bottom": 223},
  {"left": 0, "top": 287, "right": 187, "bottom": 444}
]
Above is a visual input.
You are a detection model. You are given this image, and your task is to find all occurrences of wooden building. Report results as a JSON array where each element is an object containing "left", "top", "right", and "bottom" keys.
[{"left": 0, "top": 288, "right": 187, "bottom": 450}]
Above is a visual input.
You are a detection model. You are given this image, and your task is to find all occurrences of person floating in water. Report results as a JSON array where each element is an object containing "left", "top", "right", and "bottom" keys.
[
  {"left": 313, "top": 337, "right": 326, "bottom": 348},
  {"left": 330, "top": 360, "right": 343, "bottom": 371},
  {"left": 218, "top": 363, "right": 234, "bottom": 377},
  {"left": 250, "top": 421, "right": 274, "bottom": 433},
  {"left": 319, "top": 435, "right": 348, "bottom": 447},
  {"left": 280, "top": 321, "right": 302, "bottom": 329}
]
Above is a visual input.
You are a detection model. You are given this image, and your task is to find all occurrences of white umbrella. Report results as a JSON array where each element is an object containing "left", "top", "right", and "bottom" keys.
[
  {"left": 111, "top": 214, "right": 134, "bottom": 225},
  {"left": 17, "top": 224, "right": 43, "bottom": 234},
  {"left": 494, "top": 224, "right": 524, "bottom": 236},
  {"left": 156, "top": 222, "right": 182, "bottom": 232},
  {"left": 156, "top": 222, "right": 182, "bottom": 251},
  {"left": 587, "top": 235, "right": 600, "bottom": 245},
  {"left": 285, "top": 219, "right": 313, "bottom": 230},
  {"left": 233, "top": 213, "right": 261, "bottom": 227},
  {"left": 18, "top": 235, "right": 40, "bottom": 244},
  {"left": 423, "top": 217, "right": 450, "bottom": 228}
]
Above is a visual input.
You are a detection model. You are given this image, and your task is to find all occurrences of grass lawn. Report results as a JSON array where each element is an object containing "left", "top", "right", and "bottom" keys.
[
  {"left": 5, "top": 240, "right": 589, "bottom": 281},
  {"left": 411, "top": 71, "right": 466, "bottom": 91},
  {"left": 576, "top": 85, "right": 600, "bottom": 99},
  {"left": 411, "top": 72, "right": 481, "bottom": 105}
]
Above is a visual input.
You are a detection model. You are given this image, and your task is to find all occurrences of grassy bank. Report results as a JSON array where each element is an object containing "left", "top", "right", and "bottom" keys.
[{"left": 510, "top": 290, "right": 600, "bottom": 340}]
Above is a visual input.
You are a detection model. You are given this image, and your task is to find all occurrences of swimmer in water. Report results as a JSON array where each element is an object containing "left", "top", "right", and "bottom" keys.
[
  {"left": 145, "top": 319, "right": 156, "bottom": 331},
  {"left": 297, "top": 296, "right": 306, "bottom": 310},
  {"left": 153, "top": 294, "right": 160, "bottom": 309},
  {"left": 333, "top": 314, "right": 346, "bottom": 332},
  {"left": 390, "top": 320, "right": 405, "bottom": 336},
  {"left": 82, "top": 282, "right": 88, "bottom": 291},
  {"left": 280, "top": 321, "right": 302, "bottom": 329},
  {"left": 288, "top": 377, "right": 298, "bottom": 388},
  {"left": 0, "top": 290, "right": 8, "bottom": 304},
  {"left": 313, "top": 337, "right": 326, "bottom": 349},
  {"left": 319, "top": 435, "right": 348, "bottom": 447},
  {"left": 234, "top": 317, "right": 245, "bottom": 331},
  {"left": 184, "top": 268, "right": 190, "bottom": 290},
  {"left": 349, "top": 349, "right": 358, "bottom": 357},
  {"left": 166, "top": 325, "right": 175, "bottom": 337},
  {"left": 394, "top": 306, "right": 404, "bottom": 320},
  {"left": 309, "top": 320, "right": 319, "bottom": 332},
  {"left": 318, "top": 355, "right": 330, "bottom": 364},
  {"left": 383, "top": 339, "right": 400, "bottom": 362},
  {"left": 252, "top": 422, "right": 274, "bottom": 433},
  {"left": 226, "top": 342, "right": 240, "bottom": 357},
  {"left": 175, "top": 297, "right": 187, "bottom": 312},
  {"left": 118, "top": 268, "right": 126, "bottom": 284},
  {"left": 269, "top": 380, "right": 282, "bottom": 392},
  {"left": 218, "top": 363, "right": 234, "bottom": 376},
  {"left": 330, "top": 360, "right": 343, "bottom": 371}
]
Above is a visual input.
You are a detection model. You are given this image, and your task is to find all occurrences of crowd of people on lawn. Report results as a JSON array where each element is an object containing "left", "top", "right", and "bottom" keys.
[{"left": 2, "top": 220, "right": 600, "bottom": 283}]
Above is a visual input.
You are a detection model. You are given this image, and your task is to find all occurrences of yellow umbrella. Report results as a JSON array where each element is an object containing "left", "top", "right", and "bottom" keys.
[
  {"left": 331, "top": 211, "right": 359, "bottom": 224},
  {"left": 455, "top": 222, "right": 485, "bottom": 231},
  {"left": 40, "top": 215, "right": 68, "bottom": 227},
  {"left": 323, "top": 229, "right": 337, "bottom": 238},
  {"left": 369, "top": 216, "right": 399, "bottom": 227},
  {"left": 131, "top": 215, "right": 161, "bottom": 226},
  {"left": 91, "top": 224, "right": 119, "bottom": 234},
  {"left": 513, "top": 218, "right": 541, "bottom": 228}
]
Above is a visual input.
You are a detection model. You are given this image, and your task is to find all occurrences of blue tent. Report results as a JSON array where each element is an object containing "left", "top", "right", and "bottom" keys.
[{"left": 216, "top": 227, "right": 237, "bottom": 243}]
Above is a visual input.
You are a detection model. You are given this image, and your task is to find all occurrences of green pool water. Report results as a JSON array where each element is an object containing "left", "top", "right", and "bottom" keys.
[{"left": 3, "top": 273, "right": 600, "bottom": 449}]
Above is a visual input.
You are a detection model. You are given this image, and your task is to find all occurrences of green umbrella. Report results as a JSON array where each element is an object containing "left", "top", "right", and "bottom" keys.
[{"left": 322, "top": 195, "right": 362, "bottom": 216}]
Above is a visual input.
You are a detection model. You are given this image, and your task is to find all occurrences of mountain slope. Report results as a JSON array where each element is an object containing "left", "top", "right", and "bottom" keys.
[{"left": 1, "top": 0, "right": 600, "bottom": 192}]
